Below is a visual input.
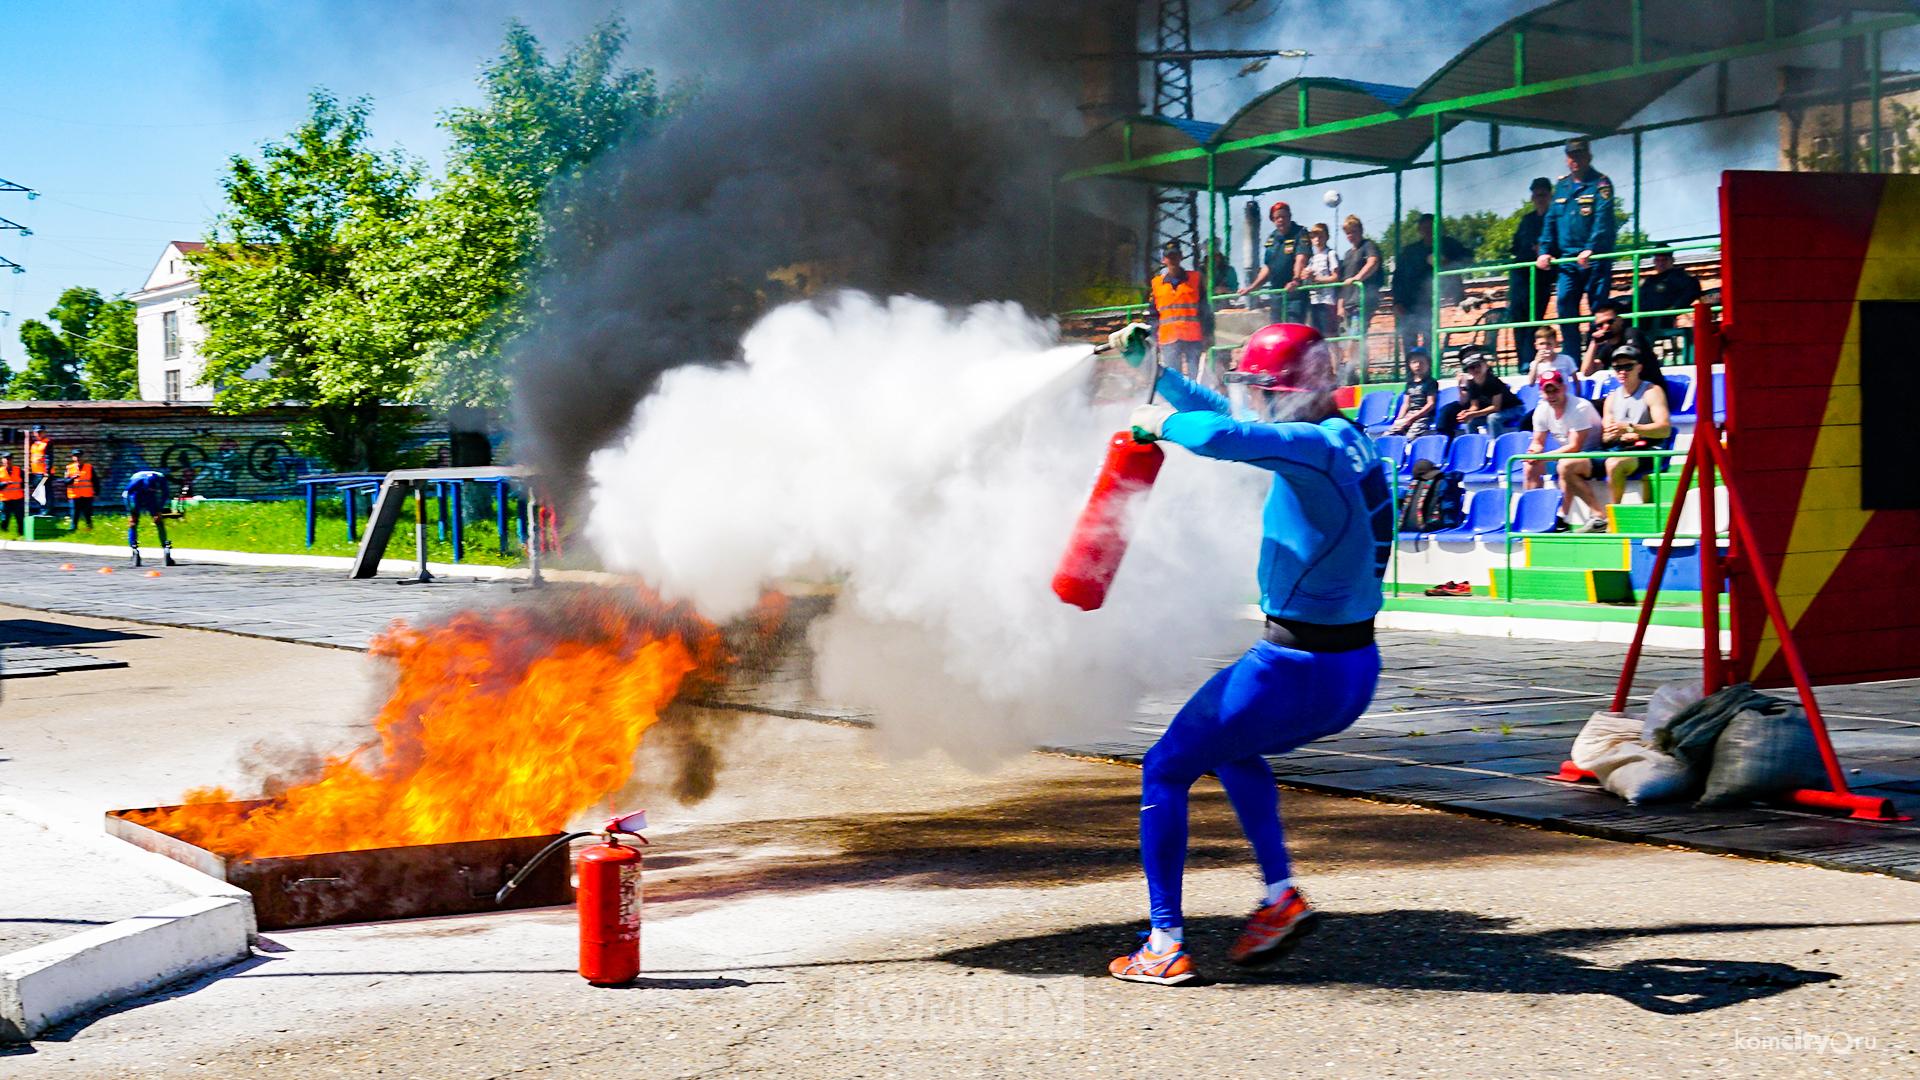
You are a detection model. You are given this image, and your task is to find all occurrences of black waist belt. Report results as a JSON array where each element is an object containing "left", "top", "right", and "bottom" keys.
[{"left": 1264, "top": 616, "right": 1376, "bottom": 652}]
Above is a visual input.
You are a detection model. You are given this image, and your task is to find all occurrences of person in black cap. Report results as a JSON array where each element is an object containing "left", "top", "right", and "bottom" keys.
[
  {"left": 1508, "top": 177, "right": 1556, "bottom": 371},
  {"left": 1442, "top": 344, "right": 1527, "bottom": 438},
  {"left": 1537, "top": 138, "right": 1617, "bottom": 358}
]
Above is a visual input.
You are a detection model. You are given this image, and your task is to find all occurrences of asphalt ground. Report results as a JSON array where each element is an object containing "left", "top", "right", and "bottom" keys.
[
  {"left": 6, "top": 549, "right": 1918, "bottom": 881},
  {"left": 1, "top": 607, "right": 1917, "bottom": 1078}
]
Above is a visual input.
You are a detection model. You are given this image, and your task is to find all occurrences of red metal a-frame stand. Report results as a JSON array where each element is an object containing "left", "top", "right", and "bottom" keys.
[{"left": 1565, "top": 303, "right": 1904, "bottom": 822}]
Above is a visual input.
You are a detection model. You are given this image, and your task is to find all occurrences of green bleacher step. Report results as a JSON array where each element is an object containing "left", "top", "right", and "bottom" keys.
[
  {"left": 1608, "top": 504, "right": 1665, "bottom": 534},
  {"left": 1646, "top": 471, "right": 1700, "bottom": 503},
  {"left": 1489, "top": 567, "right": 1635, "bottom": 603},
  {"left": 1522, "top": 536, "right": 1632, "bottom": 570}
]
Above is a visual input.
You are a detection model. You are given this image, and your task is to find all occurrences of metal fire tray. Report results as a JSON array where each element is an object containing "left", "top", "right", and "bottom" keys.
[{"left": 106, "top": 801, "right": 573, "bottom": 930}]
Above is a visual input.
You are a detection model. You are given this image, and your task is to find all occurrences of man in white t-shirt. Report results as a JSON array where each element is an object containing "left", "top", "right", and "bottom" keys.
[{"left": 1523, "top": 369, "right": 1609, "bottom": 531}]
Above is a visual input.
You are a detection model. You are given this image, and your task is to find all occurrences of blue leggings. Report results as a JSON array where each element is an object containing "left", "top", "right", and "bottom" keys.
[
  {"left": 126, "top": 496, "right": 169, "bottom": 549},
  {"left": 1141, "top": 639, "right": 1381, "bottom": 928}
]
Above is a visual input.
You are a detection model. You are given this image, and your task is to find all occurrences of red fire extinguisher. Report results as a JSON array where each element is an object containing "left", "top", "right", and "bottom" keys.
[
  {"left": 1051, "top": 431, "right": 1165, "bottom": 610},
  {"left": 497, "top": 809, "right": 649, "bottom": 986},
  {"left": 1052, "top": 332, "right": 1168, "bottom": 611}
]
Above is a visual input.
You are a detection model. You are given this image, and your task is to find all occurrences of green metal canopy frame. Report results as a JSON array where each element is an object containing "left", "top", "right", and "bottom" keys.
[{"left": 1054, "top": 0, "right": 1920, "bottom": 356}]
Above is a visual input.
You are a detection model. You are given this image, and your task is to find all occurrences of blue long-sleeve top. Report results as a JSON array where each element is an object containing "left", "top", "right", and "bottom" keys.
[
  {"left": 1154, "top": 367, "right": 1394, "bottom": 625},
  {"left": 1539, "top": 168, "right": 1618, "bottom": 257},
  {"left": 123, "top": 470, "right": 171, "bottom": 504}
]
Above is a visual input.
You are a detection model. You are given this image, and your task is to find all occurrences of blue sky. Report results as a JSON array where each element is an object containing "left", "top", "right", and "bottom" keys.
[{"left": 3, "top": 1, "right": 1912, "bottom": 373}]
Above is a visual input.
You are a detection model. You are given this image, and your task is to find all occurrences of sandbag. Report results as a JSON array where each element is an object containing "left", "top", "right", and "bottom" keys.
[
  {"left": 1571, "top": 710, "right": 1645, "bottom": 776},
  {"left": 1602, "top": 751, "right": 1696, "bottom": 804},
  {"left": 1696, "top": 698, "right": 1827, "bottom": 808},
  {"left": 1574, "top": 709, "right": 1699, "bottom": 804},
  {"left": 1642, "top": 681, "right": 1704, "bottom": 744},
  {"left": 1655, "top": 683, "right": 1771, "bottom": 771}
]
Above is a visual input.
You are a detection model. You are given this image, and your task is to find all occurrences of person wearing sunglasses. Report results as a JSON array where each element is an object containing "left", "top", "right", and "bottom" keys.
[{"left": 1596, "top": 344, "right": 1673, "bottom": 507}]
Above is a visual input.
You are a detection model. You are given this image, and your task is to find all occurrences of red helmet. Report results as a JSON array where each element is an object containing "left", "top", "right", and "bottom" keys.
[{"left": 1227, "top": 323, "right": 1329, "bottom": 393}]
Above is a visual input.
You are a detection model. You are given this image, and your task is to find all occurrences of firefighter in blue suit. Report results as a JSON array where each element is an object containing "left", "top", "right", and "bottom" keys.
[
  {"left": 1536, "top": 138, "right": 1617, "bottom": 358},
  {"left": 123, "top": 469, "right": 177, "bottom": 567},
  {"left": 1102, "top": 321, "right": 1393, "bottom": 986}
]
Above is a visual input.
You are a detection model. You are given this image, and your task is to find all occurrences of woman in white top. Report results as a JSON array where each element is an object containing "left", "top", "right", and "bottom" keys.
[{"left": 1597, "top": 343, "right": 1672, "bottom": 504}]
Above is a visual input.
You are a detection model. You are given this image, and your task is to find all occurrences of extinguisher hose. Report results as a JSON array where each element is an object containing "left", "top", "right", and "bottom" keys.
[{"left": 495, "top": 830, "right": 592, "bottom": 905}]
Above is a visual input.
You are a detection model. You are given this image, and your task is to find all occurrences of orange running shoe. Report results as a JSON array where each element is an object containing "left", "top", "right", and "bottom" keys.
[
  {"left": 1108, "top": 935, "right": 1198, "bottom": 986},
  {"left": 1228, "top": 887, "right": 1319, "bottom": 967}
]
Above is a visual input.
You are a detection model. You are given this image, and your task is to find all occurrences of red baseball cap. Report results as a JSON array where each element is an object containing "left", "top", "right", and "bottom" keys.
[{"left": 1538, "top": 369, "right": 1566, "bottom": 388}]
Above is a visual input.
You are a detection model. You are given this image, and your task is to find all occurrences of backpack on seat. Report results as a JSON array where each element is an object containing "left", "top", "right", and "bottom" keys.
[{"left": 1399, "top": 460, "right": 1464, "bottom": 532}]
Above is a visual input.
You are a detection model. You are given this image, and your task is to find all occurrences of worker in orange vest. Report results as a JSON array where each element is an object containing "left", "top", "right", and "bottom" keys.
[
  {"left": 26, "top": 425, "right": 51, "bottom": 515},
  {"left": 1147, "top": 240, "right": 1214, "bottom": 382},
  {"left": 65, "top": 448, "right": 97, "bottom": 529},
  {"left": 0, "top": 452, "right": 23, "bottom": 536}
]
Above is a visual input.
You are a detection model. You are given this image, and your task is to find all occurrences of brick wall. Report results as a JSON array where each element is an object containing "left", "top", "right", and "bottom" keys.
[{"left": 0, "top": 404, "right": 456, "bottom": 504}]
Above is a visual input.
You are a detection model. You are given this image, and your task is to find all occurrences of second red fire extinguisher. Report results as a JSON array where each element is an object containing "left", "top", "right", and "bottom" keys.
[{"left": 497, "top": 809, "right": 649, "bottom": 986}]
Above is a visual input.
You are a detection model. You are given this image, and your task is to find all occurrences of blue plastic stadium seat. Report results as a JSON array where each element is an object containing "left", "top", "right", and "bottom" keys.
[
  {"left": 1372, "top": 434, "right": 1407, "bottom": 472},
  {"left": 1436, "top": 385, "right": 1461, "bottom": 410},
  {"left": 1444, "top": 432, "right": 1490, "bottom": 475},
  {"left": 1711, "top": 370, "right": 1726, "bottom": 423},
  {"left": 1357, "top": 391, "right": 1398, "bottom": 434},
  {"left": 1469, "top": 430, "right": 1531, "bottom": 484},
  {"left": 1598, "top": 375, "right": 1622, "bottom": 398},
  {"left": 1431, "top": 489, "right": 1507, "bottom": 541},
  {"left": 1664, "top": 373, "right": 1694, "bottom": 416},
  {"left": 1403, "top": 434, "right": 1448, "bottom": 474},
  {"left": 1517, "top": 383, "right": 1541, "bottom": 411},
  {"left": 1512, "top": 488, "right": 1562, "bottom": 534}
]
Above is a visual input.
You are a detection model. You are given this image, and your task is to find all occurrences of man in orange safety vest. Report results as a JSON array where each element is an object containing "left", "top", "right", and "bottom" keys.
[
  {"left": 0, "top": 451, "right": 24, "bottom": 535},
  {"left": 65, "top": 448, "right": 97, "bottom": 529},
  {"left": 1147, "top": 240, "right": 1214, "bottom": 381}
]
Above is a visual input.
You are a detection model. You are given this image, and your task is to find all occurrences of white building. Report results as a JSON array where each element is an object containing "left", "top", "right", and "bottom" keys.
[{"left": 130, "top": 241, "right": 212, "bottom": 402}]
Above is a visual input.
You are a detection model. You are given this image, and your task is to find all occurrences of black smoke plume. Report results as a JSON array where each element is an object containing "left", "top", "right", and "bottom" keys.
[{"left": 509, "top": 0, "right": 1137, "bottom": 494}]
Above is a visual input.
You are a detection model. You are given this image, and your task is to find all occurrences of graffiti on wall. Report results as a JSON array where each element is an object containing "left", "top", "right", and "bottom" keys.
[{"left": 100, "top": 434, "right": 313, "bottom": 498}]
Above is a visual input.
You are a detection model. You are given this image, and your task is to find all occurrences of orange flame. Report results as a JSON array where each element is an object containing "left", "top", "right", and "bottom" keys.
[{"left": 127, "top": 596, "right": 723, "bottom": 858}]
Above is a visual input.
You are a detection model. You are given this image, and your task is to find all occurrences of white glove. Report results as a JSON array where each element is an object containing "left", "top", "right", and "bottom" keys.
[
  {"left": 1129, "top": 403, "right": 1176, "bottom": 442},
  {"left": 1107, "top": 322, "right": 1151, "bottom": 353}
]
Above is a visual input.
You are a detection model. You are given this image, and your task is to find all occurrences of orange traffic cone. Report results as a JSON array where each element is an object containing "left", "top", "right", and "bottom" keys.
[
  {"left": 97, "top": 566, "right": 114, "bottom": 574},
  {"left": 59, "top": 563, "right": 75, "bottom": 571},
  {"left": 144, "top": 570, "right": 162, "bottom": 578}
]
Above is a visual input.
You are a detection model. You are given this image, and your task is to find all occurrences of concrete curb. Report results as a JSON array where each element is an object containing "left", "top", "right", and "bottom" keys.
[
  {"left": 0, "top": 896, "right": 252, "bottom": 1042},
  {"left": 0, "top": 796, "right": 256, "bottom": 1043},
  {"left": 0, "top": 538, "right": 617, "bottom": 584},
  {"left": 1374, "top": 607, "right": 1728, "bottom": 649}
]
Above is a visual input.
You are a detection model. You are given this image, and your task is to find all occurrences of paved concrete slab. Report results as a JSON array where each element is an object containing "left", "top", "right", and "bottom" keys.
[
  {"left": 3, "top": 548, "right": 1919, "bottom": 884},
  {"left": 5, "top": 660, "right": 1920, "bottom": 1077},
  {"left": 0, "top": 811, "right": 189, "bottom": 957}
]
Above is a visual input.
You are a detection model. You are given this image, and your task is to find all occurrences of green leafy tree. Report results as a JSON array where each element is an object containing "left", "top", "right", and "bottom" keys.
[
  {"left": 9, "top": 319, "right": 83, "bottom": 399},
  {"left": 189, "top": 91, "right": 425, "bottom": 468},
  {"left": 50, "top": 287, "right": 139, "bottom": 399},
  {"left": 366, "top": 19, "right": 681, "bottom": 411},
  {"left": 1475, "top": 202, "right": 1650, "bottom": 266},
  {"left": 83, "top": 294, "right": 139, "bottom": 399},
  {"left": 3, "top": 286, "right": 136, "bottom": 400}
]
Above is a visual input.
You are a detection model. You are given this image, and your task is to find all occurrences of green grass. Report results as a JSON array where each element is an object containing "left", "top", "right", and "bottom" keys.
[{"left": 24, "top": 499, "right": 539, "bottom": 568}]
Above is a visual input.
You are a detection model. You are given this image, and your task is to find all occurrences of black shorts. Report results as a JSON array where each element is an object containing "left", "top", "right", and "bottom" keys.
[{"left": 1595, "top": 442, "right": 1655, "bottom": 480}]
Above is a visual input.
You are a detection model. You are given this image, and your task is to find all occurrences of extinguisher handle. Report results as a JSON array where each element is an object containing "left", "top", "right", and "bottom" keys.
[{"left": 495, "top": 830, "right": 591, "bottom": 905}]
